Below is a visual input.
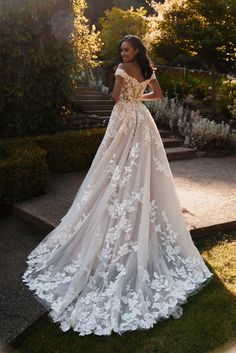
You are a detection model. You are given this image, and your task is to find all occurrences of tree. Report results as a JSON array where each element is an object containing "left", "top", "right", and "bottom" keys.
[
  {"left": 150, "top": 0, "right": 236, "bottom": 116},
  {"left": 0, "top": 0, "right": 102, "bottom": 137},
  {"left": 85, "top": 0, "right": 155, "bottom": 26},
  {"left": 72, "top": 0, "right": 102, "bottom": 70},
  {"left": 99, "top": 6, "right": 149, "bottom": 64}
]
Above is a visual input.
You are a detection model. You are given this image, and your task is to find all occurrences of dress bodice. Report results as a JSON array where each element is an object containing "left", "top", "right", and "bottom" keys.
[{"left": 114, "top": 67, "right": 156, "bottom": 103}]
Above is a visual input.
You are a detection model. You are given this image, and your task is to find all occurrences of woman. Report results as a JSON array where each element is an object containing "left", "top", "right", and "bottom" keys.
[{"left": 22, "top": 34, "right": 213, "bottom": 336}]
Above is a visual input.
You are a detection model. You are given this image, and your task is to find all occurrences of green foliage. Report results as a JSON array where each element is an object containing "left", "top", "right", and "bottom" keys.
[
  {"left": 0, "top": 0, "right": 77, "bottom": 138},
  {"left": 0, "top": 128, "right": 106, "bottom": 203},
  {"left": 155, "top": 69, "right": 223, "bottom": 103},
  {"left": 218, "top": 78, "right": 236, "bottom": 119},
  {"left": 0, "top": 0, "right": 102, "bottom": 138},
  {"left": 72, "top": 0, "right": 102, "bottom": 70},
  {"left": 150, "top": 0, "right": 236, "bottom": 116},
  {"left": 99, "top": 7, "right": 149, "bottom": 64},
  {"left": 151, "top": 0, "right": 236, "bottom": 69},
  {"left": 189, "top": 77, "right": 210, "bottom": 99},
  {"left": 146, "top": 95, "right": 234, "bottom": 151},
  {"left": 32, "top": 128, "right": 106, "bottom": 173},
  {"left": 0, "top": 144, "right": 49, "bottom": 203},
  {"left": 85, "top": 0, "right": 154, "bottom": 26},
  {"left": 157, "top": 71, "right": 193, "bottom": 101},
  {"left": 170, "top": 54, "right": 207, "bottom": 70}
]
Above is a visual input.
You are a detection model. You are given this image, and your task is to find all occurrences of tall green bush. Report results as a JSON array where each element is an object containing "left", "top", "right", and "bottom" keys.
[{"left": 0, "top": 0, "right": 77, "bottom": 138}]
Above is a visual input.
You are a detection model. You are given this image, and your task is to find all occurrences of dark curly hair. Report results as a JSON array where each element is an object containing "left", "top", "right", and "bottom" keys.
[{"left": 118, "top": 34, "right": 154, "bottom": 80}]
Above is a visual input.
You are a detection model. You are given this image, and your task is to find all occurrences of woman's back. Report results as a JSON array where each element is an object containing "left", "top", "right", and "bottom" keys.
[
  {"left": 118, "top": 62, "right": 146, "bottom": 83},
  {"left": 114, "top": 65, "right": 156, "bottom": 103}
]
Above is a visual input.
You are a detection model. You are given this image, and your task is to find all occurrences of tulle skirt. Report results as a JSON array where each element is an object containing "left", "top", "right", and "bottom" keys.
[{"left": 22, "top": 101, "right": 213, "bottom": 335}]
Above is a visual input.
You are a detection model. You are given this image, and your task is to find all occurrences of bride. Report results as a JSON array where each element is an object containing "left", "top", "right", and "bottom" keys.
[{"left": 22, "top": 34, "right": 213, "bottom": 336}]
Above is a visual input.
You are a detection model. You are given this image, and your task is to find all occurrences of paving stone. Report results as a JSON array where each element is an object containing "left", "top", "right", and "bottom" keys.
[
  {"left": 13, "top": 154, "right": 236, "bottom": 238},
  {"left": 0, "top": 217, "right": 48, "bottom": 350}
]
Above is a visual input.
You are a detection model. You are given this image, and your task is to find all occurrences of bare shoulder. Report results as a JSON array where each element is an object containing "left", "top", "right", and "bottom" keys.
[
  {"left": 120, "top": 62, "right": 140, "bottom": 75},
  {"left": 118, "top": 63, "right": 129, "bottom": 70}
]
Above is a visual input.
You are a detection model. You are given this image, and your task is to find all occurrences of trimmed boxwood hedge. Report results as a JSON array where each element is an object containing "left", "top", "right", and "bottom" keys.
[
  {"left": 32, "top": 128, "right": 106, "bottom": 173},
  {"left": 0, "top": 128, "right": 106, "bottom": 204},
  {"left": 0, "top": 144, "right": 49, "bottom": 203}
]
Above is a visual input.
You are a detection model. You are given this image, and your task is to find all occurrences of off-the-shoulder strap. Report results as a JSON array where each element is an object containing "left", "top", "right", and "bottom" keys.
[{"left": 114, "top": 67, "right": 128, "bottom": 79}]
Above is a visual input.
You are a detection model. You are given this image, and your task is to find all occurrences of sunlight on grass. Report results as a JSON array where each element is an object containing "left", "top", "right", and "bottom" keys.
[
  {"left": 8, "top": 230, "right": 236, "bottom": 353},
  {"left": 200, "top": 232, "right": 236, "bottom": 295}
]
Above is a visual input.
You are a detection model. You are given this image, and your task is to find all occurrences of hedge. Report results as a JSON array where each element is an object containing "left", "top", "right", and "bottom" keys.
[
  {"left": 32, "top": 128, "right": 106, "bottom": 173},
  {"left": 0, "top": 128, "right": 106, "bottom": 204},
  {"left": 0, "top": 144, "right": 49, "bottom": 204}
]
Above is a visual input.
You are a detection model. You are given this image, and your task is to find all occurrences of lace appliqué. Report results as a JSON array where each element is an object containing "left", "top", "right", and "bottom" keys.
[
  {"left": 153, "top": 156, "right": 171, "bottom": 177},
  {"left": 21, "top": 66, "right": 214, "bottom": 337}
]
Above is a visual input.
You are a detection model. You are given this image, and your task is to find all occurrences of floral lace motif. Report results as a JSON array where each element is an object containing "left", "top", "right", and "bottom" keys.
[
  {"left": 22, "top": 66, "right": 214, "bottom": 336},
  {"left": 114, "top": 67, "right": 156, "bottom": 103}
]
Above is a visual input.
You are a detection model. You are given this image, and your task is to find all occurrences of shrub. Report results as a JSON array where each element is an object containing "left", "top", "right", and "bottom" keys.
[
  {"left": 0, "top": 128, "right": 106, "bottom": 204},
  {"left": 0, "top": 144, "right": 49, "bottom": 203},
  {"left": 157, "top": 71, "right": 192, "bottom": 101},
  {"left": 189, "top": 77, "right": 210, "bottom": 99},
  {"left": 32, "top": 128, "right": 106, "bottom": 173},
  {"left": 218, "top": 78, "right": 236, "bottom": 119},
  {"left": 146, "top": 96, "right": 235, "bottom": 150}
]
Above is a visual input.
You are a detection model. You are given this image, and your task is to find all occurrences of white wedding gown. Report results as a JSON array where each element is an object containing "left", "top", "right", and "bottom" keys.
[{"left": 22, "top": 67, "right": 213, "bottom": 336}]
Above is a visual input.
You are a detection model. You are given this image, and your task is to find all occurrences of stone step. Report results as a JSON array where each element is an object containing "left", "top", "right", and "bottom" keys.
[
  {"left": 165, "top": 146, "right": 197, "bottom": 160},
  {"left": 77, "top": 87, "right": 103, "bottom": 93},
  {"left": 72, "top": 105, "right": 113, "bottom": 113},
  {"left": 158, "top": 129, "right": 176, "bottom": 138},
  {"left": 13, "top": 155, "right": 236, "bottom": 239},
  {"left": 83, "top": 106, "right": 113, "bottom": 111},
  {"left": 162, "top": 137, "right": 183, "bottom": 147},
  {"left": 77, "top": 93, "right": 109, "bottom": 99},
  {"left": 77, "top": 87, "right": 107, "bottom": 93},
  {"left": 74, "top": 100, "right": 114, "bottom": 108},
  {"left": 76, "top": 99, "right": 114, "bottom": 105},
  {"left": 75, "top": 94, "right": 111, "bottom": 100},
  {"left": 83, "top": 107, "right": 113, "bottom": 112},
  {"left": 70, "top": 115, "right": 181, "bottom": 139},
  {"left": 77, "top": 85, "right": 90, "bottom": 88},
  {"left": 71, "top": 114, "right": 109, "bottom": 121},
  {"left": 73, "top": 103, "right": 114, "bottom": 111},
  {"left": 84, "top": 109, "right": 114, "bottom": 116}
]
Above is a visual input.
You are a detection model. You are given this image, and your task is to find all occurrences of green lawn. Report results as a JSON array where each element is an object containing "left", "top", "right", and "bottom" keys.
[{"left": 8, "top": 230, "right": 236, "bottom": 353}]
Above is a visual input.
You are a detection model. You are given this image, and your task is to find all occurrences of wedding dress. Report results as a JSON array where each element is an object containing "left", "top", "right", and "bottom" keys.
[{"left": 22, "top": 67, "right": 213, "bottom": 336}]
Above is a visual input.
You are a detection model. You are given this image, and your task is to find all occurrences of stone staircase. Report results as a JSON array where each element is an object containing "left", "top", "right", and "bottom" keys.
[{"left": 71, "top": 85, "right": 198, "bottom": 161}]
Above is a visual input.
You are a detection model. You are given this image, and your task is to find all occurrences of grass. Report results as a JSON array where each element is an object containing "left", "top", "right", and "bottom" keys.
[{"left": 7, "top": 230, "right": 236, "bottom": 353}]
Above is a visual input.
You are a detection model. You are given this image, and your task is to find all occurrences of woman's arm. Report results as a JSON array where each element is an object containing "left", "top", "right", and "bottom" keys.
[
  {"left": 111, "top": 75, "right": 124, "bottom": 102},
  {"left": 141, "top": 77, "right": 163, "bottom": 101}
]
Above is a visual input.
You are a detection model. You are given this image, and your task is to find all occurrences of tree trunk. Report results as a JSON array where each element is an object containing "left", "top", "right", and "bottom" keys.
[{"left": 211, "top": 61, "right": 216, "bottom": 117}]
